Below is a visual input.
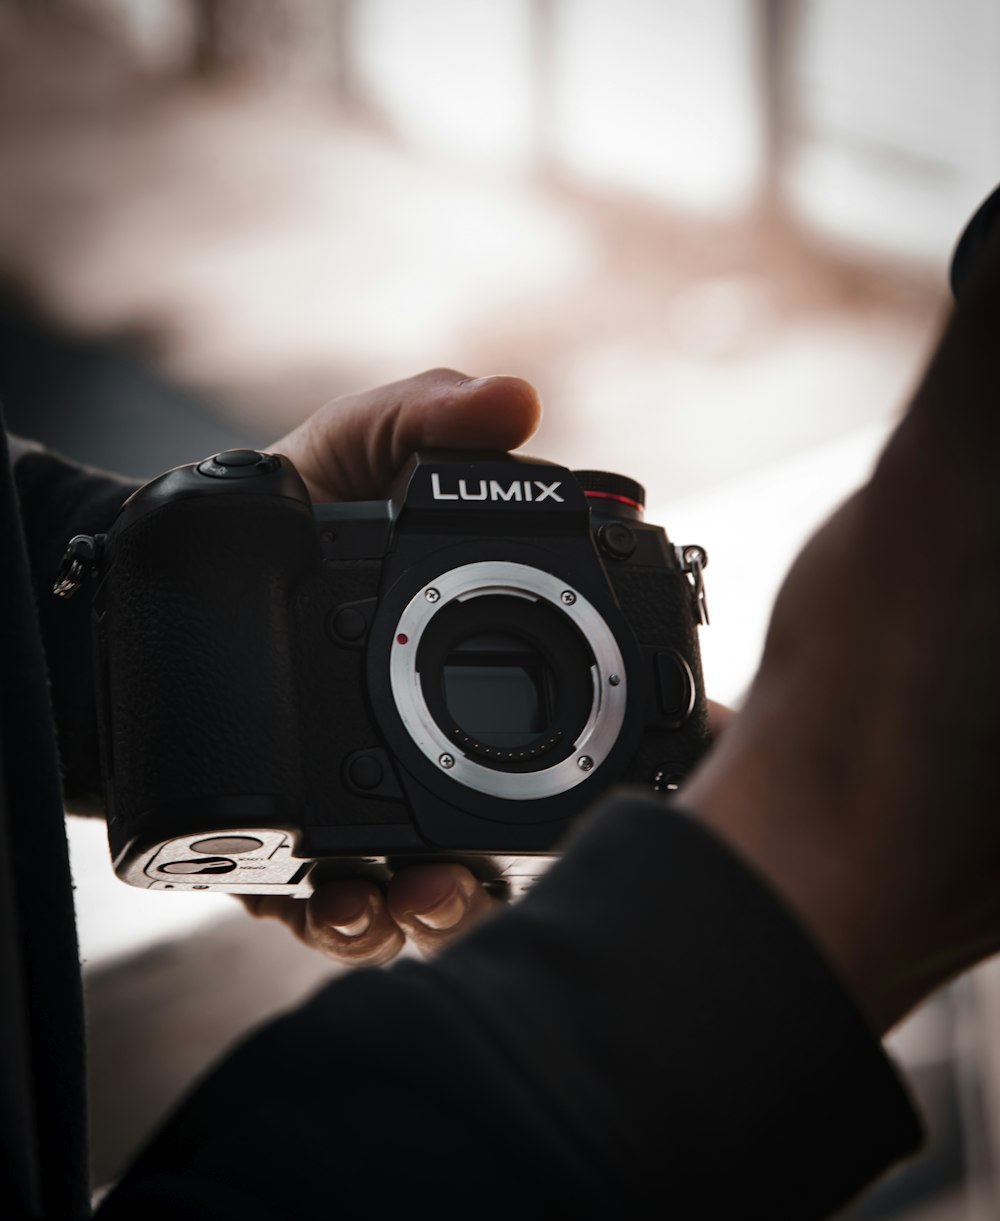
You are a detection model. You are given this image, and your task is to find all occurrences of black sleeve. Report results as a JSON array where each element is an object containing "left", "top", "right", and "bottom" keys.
[
  {"left": 97, "top": 797, "right": 922, "bottom": 1221},
  {"left": 9, "top": 439, "right": 137, "bottom": 811}
]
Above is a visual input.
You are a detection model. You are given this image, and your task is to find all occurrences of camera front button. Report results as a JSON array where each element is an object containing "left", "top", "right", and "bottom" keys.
[
  {"left": 348, "top": 754, "right": 385, "bottom": 791},
  {"left": 332, "top": 607, "right": 367, "bottom": 642},
  {"left": 597, "top": 522, "right": 637, "bottom": 560},
  {"left": 655, "top": 650, "right": 695, "bottom": 726}
]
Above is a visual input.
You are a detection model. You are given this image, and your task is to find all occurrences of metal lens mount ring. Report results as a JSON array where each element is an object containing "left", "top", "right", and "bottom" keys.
[{"left": 389, "top": 561, "right": 627, "bottom": 800}]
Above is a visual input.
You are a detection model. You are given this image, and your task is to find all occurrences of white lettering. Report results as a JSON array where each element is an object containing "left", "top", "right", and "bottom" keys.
[
  {"left": 431, "top": 473, "right": 458, "bottom": 500},
  {"left": 488, "top": 480, "right": 523, "bottom": 501},
  {"left": 430, "top": 473, "right": 565, "bottom": 504},
  {"left": 459, "top": 479, "right": 488, "bottom": 500},
  {"left": 534, "top": 481, "right": 564, "bottom": 502}
]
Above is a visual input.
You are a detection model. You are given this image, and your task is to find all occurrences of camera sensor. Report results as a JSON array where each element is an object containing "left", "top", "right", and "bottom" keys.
[
  {"left": 442, "top": 638, "right": 548, "bottom": 748},
  {"left": 416, "top": 593, "right": 594, "bottom": 770}
]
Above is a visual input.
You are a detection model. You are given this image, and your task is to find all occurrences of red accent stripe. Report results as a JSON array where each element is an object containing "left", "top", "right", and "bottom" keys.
[{"left": 584, "top": 489, "right": 644, "bottom": 513}]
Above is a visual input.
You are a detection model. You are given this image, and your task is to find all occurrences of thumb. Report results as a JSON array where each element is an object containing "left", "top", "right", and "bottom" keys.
[{"left": 270, "top": 367, "right": 542, "bottom": 502}]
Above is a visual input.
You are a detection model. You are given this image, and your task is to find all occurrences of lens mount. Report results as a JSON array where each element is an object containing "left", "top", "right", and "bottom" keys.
[{"left": 388, "top": 561, "right": 627, "bottom": 800}]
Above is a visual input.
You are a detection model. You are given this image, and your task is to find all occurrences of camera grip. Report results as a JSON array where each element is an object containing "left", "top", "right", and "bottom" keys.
[
  {"left": 604, "top": 562, "right": 710, "bottom": 784},
  {"left": 100, "top": 494, "right": 318, "bottom": 830}
]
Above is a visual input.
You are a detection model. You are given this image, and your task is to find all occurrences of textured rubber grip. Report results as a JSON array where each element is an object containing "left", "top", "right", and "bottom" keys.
[{"left": 101, "top": 494, "right": 317, "bottom": 828}]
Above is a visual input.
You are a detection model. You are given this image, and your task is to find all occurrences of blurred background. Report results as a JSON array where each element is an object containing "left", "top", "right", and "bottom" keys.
[{"left": 3, "top": 0, "right": 1000, "bottom": 1214}]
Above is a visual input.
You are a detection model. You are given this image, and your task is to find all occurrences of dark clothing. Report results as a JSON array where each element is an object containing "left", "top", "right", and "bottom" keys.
[
  {"left": 1, "top": 425, "right": 95, "bottom": 1220},
  {"left": 1, "top": 420, "right": 922, "bottom": 1219}
]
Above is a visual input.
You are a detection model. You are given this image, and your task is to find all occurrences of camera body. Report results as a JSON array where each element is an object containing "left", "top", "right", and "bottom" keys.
[{"left": 80, "top": 448, "right": 709, "bottom": 897}]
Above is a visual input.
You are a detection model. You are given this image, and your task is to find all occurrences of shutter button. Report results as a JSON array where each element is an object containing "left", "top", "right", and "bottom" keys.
[
  {"left": 214, "top": 450, "right": 263, "bottom": 467},
  {"left": 197, "top": 450, "right": 278, "bottom": 479}
]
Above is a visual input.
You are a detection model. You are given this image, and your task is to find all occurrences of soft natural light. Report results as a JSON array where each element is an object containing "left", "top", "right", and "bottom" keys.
[
  {"left": 352, "top": 0, "right": 537, "bottom": 170},
  {"left": 550, "top": 0, "right": 764, "bottom": 214},
  {"left": 68, "top": 816, "right": 233, "bottom": 966}
]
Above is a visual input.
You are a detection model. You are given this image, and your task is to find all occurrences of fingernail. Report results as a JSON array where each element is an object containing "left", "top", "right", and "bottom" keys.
[
  {"left": 460, "top": 375, "right": 501, "bottom": 388},
  {"left": 332, "top": 902, "right": 373, "bottom": 938},
  {"left": 414, "top": 884, "right": 467, "bottom": 931}
]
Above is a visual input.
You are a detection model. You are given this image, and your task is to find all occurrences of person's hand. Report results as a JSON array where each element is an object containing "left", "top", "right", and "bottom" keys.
[
  {"left": 683, "top": 254, "right": 1000, "bottom": 1034},
  {"left": 239, "top": 368, "right": 540, "bottom": 964},
  {"left": 240, "top": 368, "right": 736, "bottom": 966}
]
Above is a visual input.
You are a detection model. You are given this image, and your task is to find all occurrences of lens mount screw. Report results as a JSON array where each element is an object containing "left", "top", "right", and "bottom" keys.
[
  {"left": 439, "top": 753, "right": 455, "bottom": 769},
  {"left": 560, "top": 590, "right": 577, "bottom": 605},
  {"left": 609, "top": 673, "right": 621, "bottom": 686},
  {"left": 577, "top": 755, "right": 594, "bottom": 771},
  {"left": 425, "top": 587, "right": 441, "bottom": 603}
]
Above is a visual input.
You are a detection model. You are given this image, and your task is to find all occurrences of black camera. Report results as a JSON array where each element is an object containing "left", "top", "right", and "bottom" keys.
[{"left": 59, "top": 449, "right": 710, "bottom": 898}]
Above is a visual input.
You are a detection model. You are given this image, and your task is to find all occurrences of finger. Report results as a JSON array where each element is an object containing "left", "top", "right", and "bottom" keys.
[
  {"left": 865, "top": 192, "right": 1000, "bottom": 509},
  {"left": 271, "top": 368, "right": 542, "bottom": 502},
  {"left": 707, "top": 699, "right": 737, "bottom": 739},
  {"left": 898, "top": 241, "right": 1000, "bottom": 451},
  {"left": 239, "top": 884, "right": 405, "bottom": 966},
  {"left": 238, "top": 892, "right": 309, "bottom": 939},
  {"left": 305, "top": 879, "right": 406, "bottom": 966},
  {"left": 387, "top": 864, "right": 503, "bottom": 958}
]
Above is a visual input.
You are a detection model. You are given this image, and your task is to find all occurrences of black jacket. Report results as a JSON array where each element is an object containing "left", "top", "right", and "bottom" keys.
[{"left": 1, "top": 417, "right": 922, "bottom": 1219}]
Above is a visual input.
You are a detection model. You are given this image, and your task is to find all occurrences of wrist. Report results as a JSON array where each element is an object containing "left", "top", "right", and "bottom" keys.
[{"left": 681, "top": 695, "right": 932, "bottom": 1036}]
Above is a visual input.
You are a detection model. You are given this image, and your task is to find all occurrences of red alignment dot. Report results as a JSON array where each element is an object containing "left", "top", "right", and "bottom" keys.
[{"left": 397, "top": 633, "right": 409, "bottom": 645}]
